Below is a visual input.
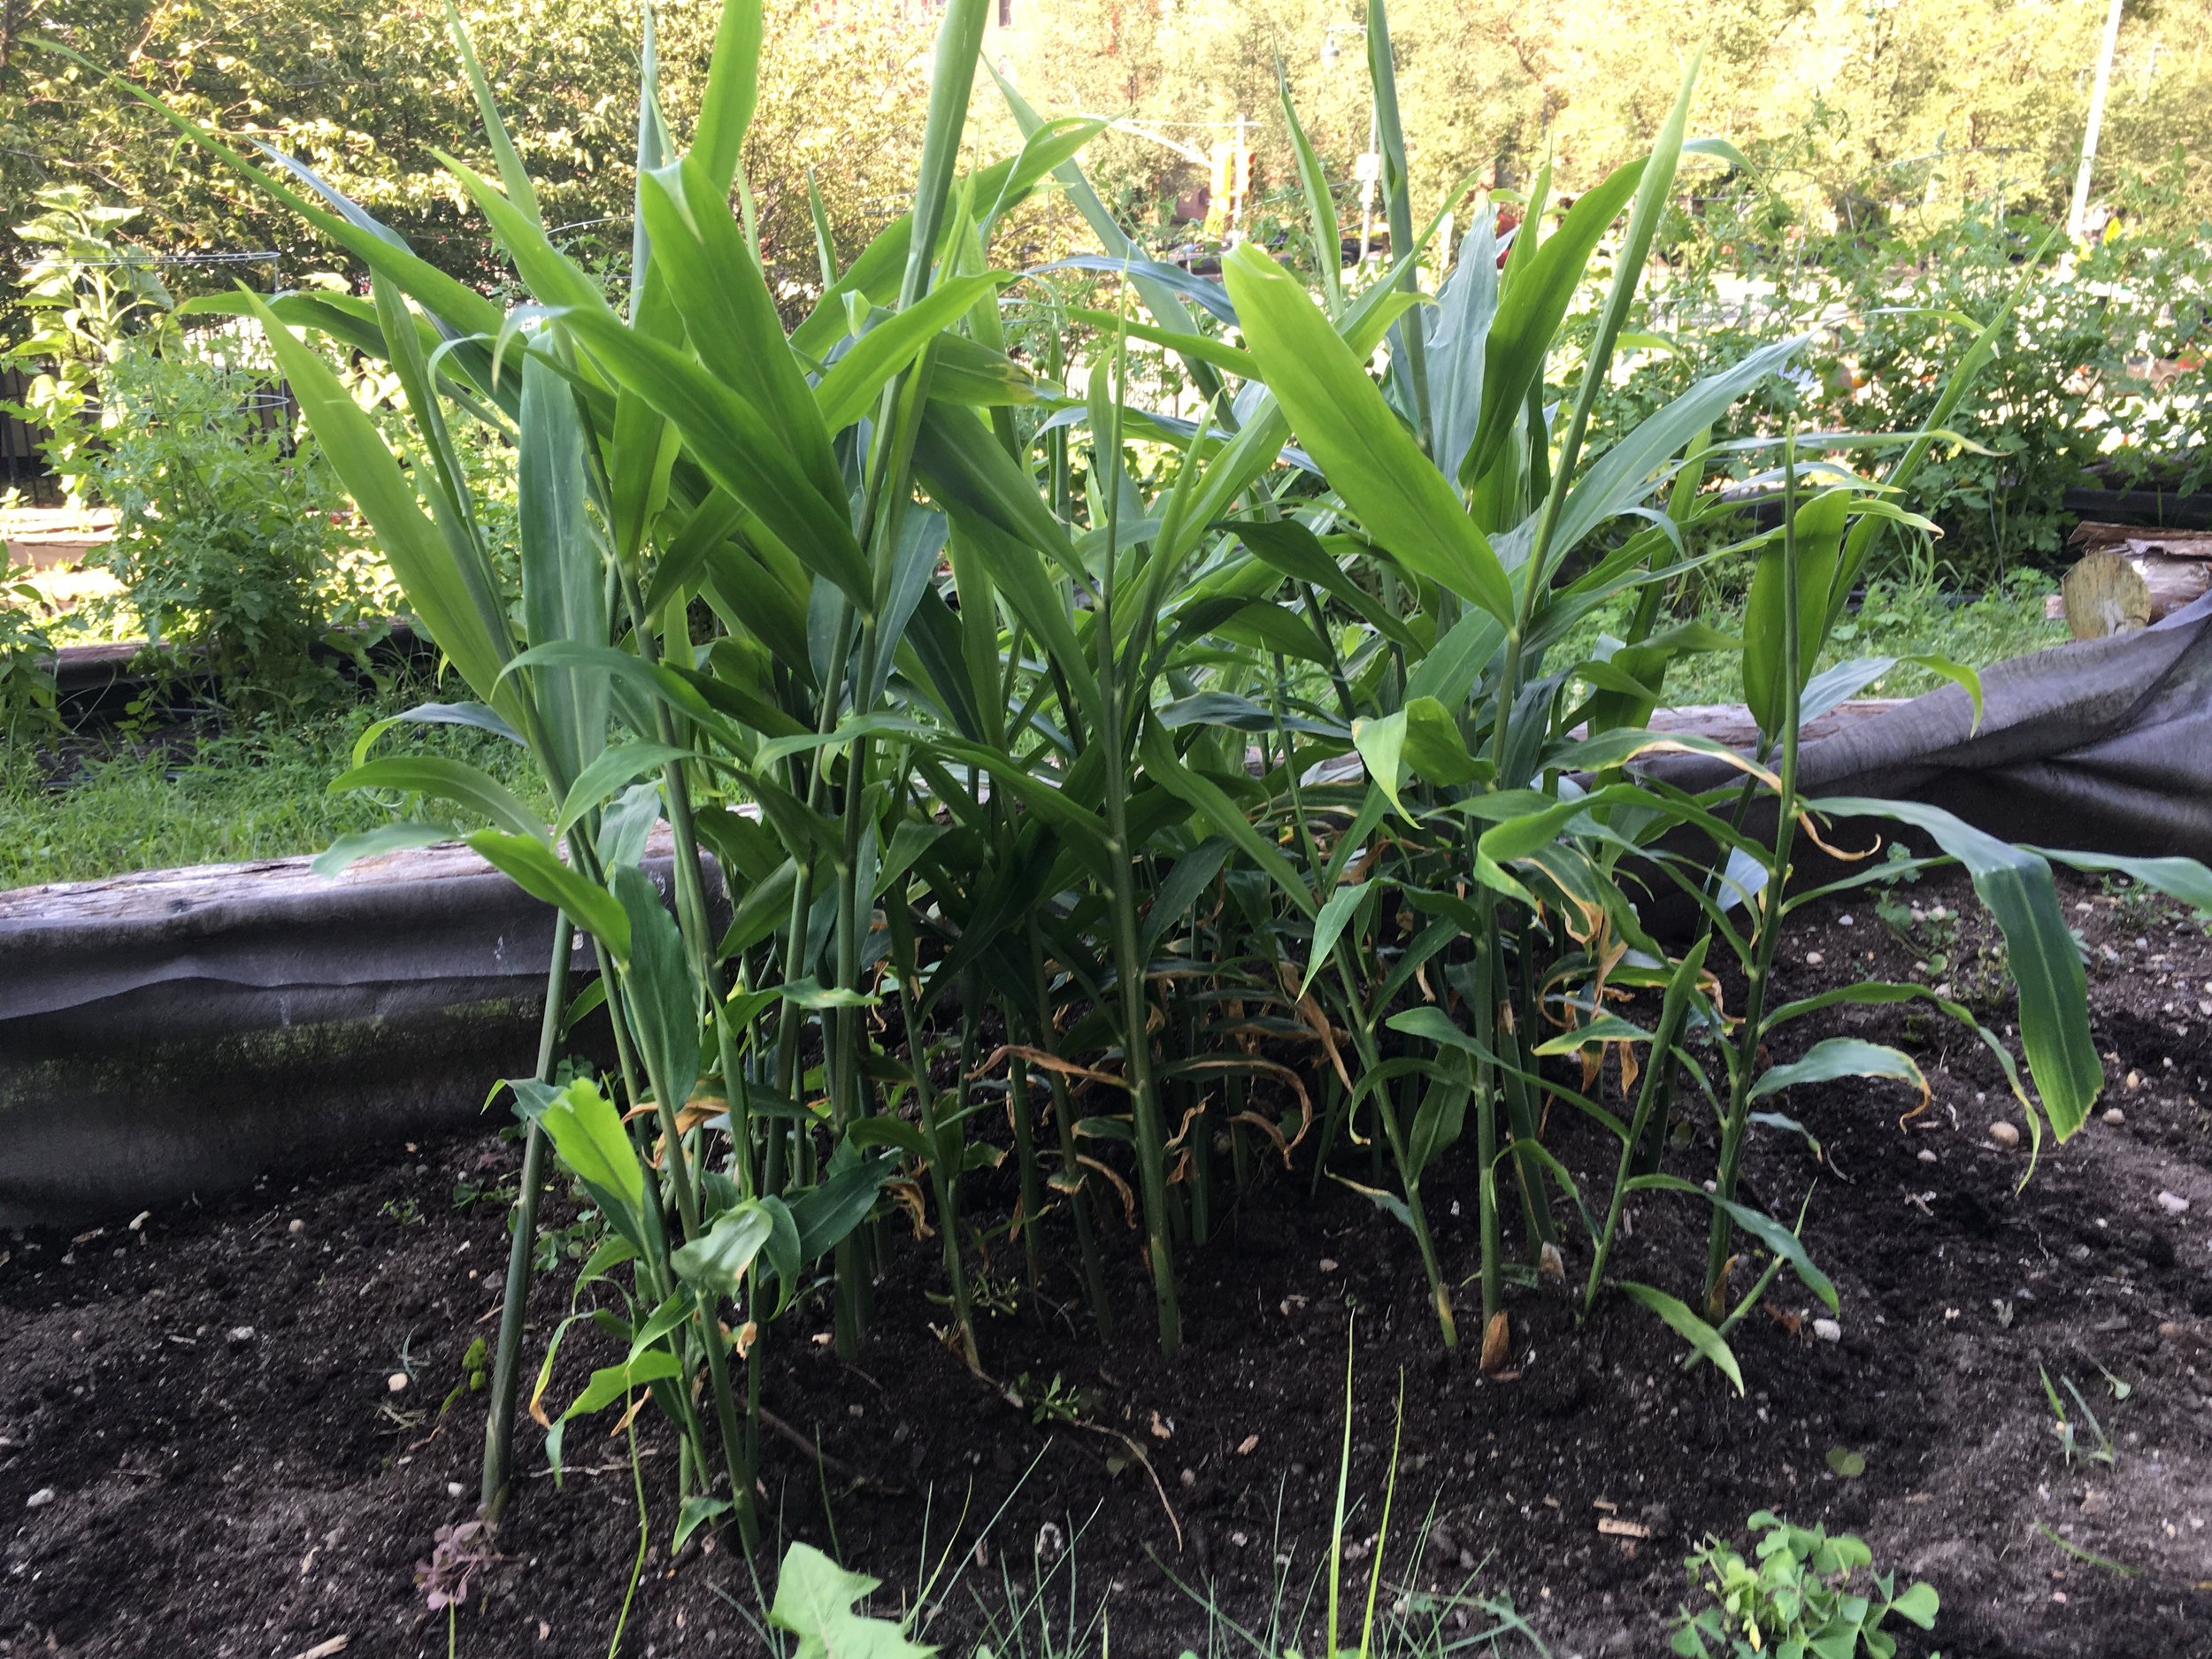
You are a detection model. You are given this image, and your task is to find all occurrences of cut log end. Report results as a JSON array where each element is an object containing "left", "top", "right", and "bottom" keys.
[{"left": 2061, "top": 549, "right": 2212, "bottom": 639}]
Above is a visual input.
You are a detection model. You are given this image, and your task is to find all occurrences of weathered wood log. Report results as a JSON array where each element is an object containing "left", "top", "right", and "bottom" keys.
[
  {"left": 2061, "top": 548, "right": 2212, "bottom": 638},
  {"left": 2068, "top": 520, "right": 2212, "bottom": 559}
]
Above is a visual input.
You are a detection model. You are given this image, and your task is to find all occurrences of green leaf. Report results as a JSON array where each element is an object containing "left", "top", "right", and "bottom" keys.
[
  {"left": 445, "top": 157, "right": 873, "bottom": 606},
  {"left": 312, "top": 821, "right": 457, "bottom": 878},
  {"left": 1407, "top": 1047, "right": 1472, "bottom": 1180},
  {"left": 1463, "top": 155, "right": 1648, "bottom": 489},
  {"left": 1352, "top": 711, "right": 1410, "bottom": 818},
  {"left": 1886, "top": 1581, "right": 1939, "bottom": 1629},
  {"left": 692, "top": 0, "right": 764, "bottom": 196},
  {"left": 1743, "top": 488, "right": 1850, "bottom": 739},
  {"left": 562, "top": 1348, "right": 682, "bottom": 1423},
  {"left": 466, "top": 831, "right": 631, "bottom": 956},
  {"left": 536, "top": 1076, "right": 646, "bottom": 1217},
  {"left": 1301, "top": 879, "right": 1373, "bottom": 997},
  {"left": 2033, "top": 849, "right": 2212, "bottom": 916},
  {"left": 639, "top": 155, "right": 844, "bottom": 508},
  {"left": 816, "top": 274, "right": 1008, "bottom": 434},
  {"left": 989, "top": 59, "right": 1225, "bottom": 403},
  {"left": 1222, "top": 243, "right": 1513, "bottom": 624},
  {"left": 517, "top": 349, "right": 610, "bottom": 789},
  {"left": 1276, "top": 59, "right": 1342, "bottom": 315},
  {"left": 1812, "top": 797, "right": 2100, "bottom": 1135},
  {"left": 1138, "top": 719, "right": 1315, "bottom": 918},
  {"left": 769, "top": 1541, "right": 933, "bottom": 1659},
  {"left": 1627, "top": 1174, "right": 1838, "bottom": 1313},
  {"left": 1220, "top": 518, "right": 1422, "bottom": 650},
  {"left": 1532, "top": 1013, "right": 1653, "bottom": 1056},
  {"left": 241, "top": 292, "right": 513, "bottom": 705},
  {"left": 671, "top": 1202, "right": 772, "bottom": 1297},
  {"left": 789, "top": 1147, "right": 899, "bottom": 1263},
  {"left": 674, "top": 1496, "right": 734, "bottom": 1554},
  {"left": 555, "top": 743, "right": 687, "bottom": 842},
  {"left": 442, "top": 0, "right": 541, "bottom": 230},
  {"left": 1619, "top": 1282, "right": 1744, "bottom": 1394},
  {"left": 613, "top": 863, "right": 701, "bottom": 1110},
  {"left": 627, "top": 1289, "right": 699, "bottom": 1363},
  {"left": 1751, "top": 1038, "right": 1928, "bottom": 1107},
  {"left": 1549, "top": 335, "right": 1805, "bottom": 564},
  {"left": 1400, "top": 696, "right": 1486, "bottom": 787},
  {"left": 1825, "top": 1446, "right": 1866, "bottom": 1479},
  {"left": 331, "top": 757, "right": 544, "bottom": 841}
]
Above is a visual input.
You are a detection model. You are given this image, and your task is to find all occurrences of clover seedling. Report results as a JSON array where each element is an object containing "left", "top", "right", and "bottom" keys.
[{"left": 1672, "top": 1510, "right": 1939, "bottom": 1659}]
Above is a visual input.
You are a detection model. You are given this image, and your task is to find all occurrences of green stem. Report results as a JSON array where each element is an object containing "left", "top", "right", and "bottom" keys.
[
  {"left": 1097, "top": 331, "right": 1180, "bottom": 1353},
  {"left": 1706, "top": 433, "right": 1807, "bottom": 1310},
  {"left": 887, "top": 890, "right": 979, "bottom": 1370},
  {"left": 1028, "top": 919, "right": 1113, "bottom": 1339},
  {"left": 608, "top": 1413, "right": 649, "bottom": 1659},
  {"left": 1338, "top": 985, "right": 1456, "bottom": 1348},
  {"left": 1582, "top": 936, "right": 1709, "bottom": 1318},
  {"left": 1471, "top": 891, "right": 1503, "bottom": 1333},
  {"left": 1008, "top": 1050, "right": 1046, "bottom": 1290},
  {"left": 620, "top": 566, "right": 754, "bottom": 1194},
  {"left": 480, "top": 911, "right": 573, "bottom": 1521},
  {"left": 828, "top": 721, "right": 874, "bottom": 1360}
]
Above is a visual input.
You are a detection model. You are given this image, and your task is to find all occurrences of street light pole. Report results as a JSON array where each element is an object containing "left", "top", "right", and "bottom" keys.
[{"left": 2067, "top": 0, "right": 2126, "bottom": 242}]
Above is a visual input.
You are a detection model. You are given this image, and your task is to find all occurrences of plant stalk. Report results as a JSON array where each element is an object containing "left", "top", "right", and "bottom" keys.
[{"left": 1706, "top": 434, "right": 1806, "bottom": 1311}]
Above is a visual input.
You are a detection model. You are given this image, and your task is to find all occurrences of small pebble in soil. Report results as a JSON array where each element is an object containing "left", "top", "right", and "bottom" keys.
[
  {"left": 288, "top": 1218, "right": 305, "bottom": 1235},
  {"left": 26, "top": 1487, "right": 55, "bottom": 1509},
  {"left": 2104, "top": 1108, "right": 2126, "bottom": 1126},
  {"left": 1917, "top": 1148, "right": 1937, "bottom": 1164},
  {"left": 1805, "top": 951, "right": 1824, "bottom": 966},
  {"left": 1812, "top": 1318, "right": 1842, "bottom": 1343},
  {"left": 1989, "top": 1122, "right": 2021, "bottom": 1148},
  {"left": 1838, "top": 913, "right": 1854, "bottom": 926},
  {"left": 2158, "top": 1192, "right": 2191, "bottom": 1217},
  {"left": 226, "top": 1325, "right": 255, "bottom": 1345},
  {"left": 446, "top": 1481, "right": 465, "bottom": 1499},
  {"left": 387, "top": 1372, "right": 410, "bottom": 1394}
]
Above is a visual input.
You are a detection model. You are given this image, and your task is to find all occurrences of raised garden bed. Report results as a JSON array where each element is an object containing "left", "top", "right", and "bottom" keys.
[{"left": 4, "top": 867, "right": 2207, "bottom": 1658}]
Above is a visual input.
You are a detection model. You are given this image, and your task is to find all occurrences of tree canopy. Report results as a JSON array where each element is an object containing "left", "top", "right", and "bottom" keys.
[{"left": 4, "top": 0, "right": 2206, "bottom": 301}]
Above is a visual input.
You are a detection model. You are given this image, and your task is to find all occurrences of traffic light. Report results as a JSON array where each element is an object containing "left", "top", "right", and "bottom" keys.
[{"left": 1203, "top": 139, "right": 1233, "bottom": 234}]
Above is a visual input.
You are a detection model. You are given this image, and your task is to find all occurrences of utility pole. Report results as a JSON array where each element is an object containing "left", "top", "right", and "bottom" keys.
[{"left": 2067, "top": 0, "right": 2126, "bottom": 241}]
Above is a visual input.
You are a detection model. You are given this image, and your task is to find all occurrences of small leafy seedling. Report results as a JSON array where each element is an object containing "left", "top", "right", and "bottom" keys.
[
  {"left": 1672, "top": 1511, "right": 1939, "bottom": 1659},
  {"left": 451, "top": 1176, "right": 518, "bottom": 1214},
  {"left": 1007, "top": 1371, "right": 1090, "bottom": 1427},
  {"left": 2039, "top": 1365, "right": 2117, "bottom": 1468},
  {"left": 440, "top": 1335, "right": 491, "bottom": 1417}
]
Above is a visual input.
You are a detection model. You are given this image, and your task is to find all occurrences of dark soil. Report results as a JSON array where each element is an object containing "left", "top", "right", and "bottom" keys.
[{"left": 4, "top": 870, "right": 2209, "bottom": 1658}]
